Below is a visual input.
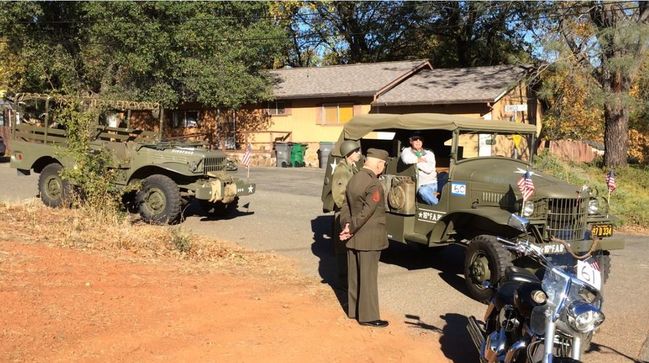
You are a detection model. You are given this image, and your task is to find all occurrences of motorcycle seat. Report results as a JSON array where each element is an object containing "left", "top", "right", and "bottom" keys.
[{"left": 505, "top": 266, "right": 541, "bottom": 284}]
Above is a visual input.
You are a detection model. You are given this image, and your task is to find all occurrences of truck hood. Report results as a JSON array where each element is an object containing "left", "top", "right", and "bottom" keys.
[{"left": 453, "top": 157, "right": 585, "bottom": 199}]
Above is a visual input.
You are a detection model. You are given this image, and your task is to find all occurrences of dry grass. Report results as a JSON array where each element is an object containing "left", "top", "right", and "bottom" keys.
[{"left": 0, "top": 200, "right": 308, "bottom": 284}]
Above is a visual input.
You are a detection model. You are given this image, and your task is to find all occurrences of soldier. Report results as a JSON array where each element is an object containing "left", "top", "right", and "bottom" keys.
[
  {"left": 331, "top": 140, "right": 361, "bottom": 288},
  {"left": 339, "top": 148, "right": 389, "bottom": 328}
]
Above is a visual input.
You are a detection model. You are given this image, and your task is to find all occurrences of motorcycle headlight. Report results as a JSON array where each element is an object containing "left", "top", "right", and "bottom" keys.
[
  {"left": 567, "top": 301, "right": 605, "bottom": 333},
  {"left": 522, "top": 200, "right": 534, "bottom": 217},
  {"left": 588, "top": 198, "right": 599, "bottom": 215}
]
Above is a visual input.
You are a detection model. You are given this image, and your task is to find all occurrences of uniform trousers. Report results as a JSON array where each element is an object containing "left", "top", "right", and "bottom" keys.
[{"left": 347, "top": 249, "right": 381, "bottom": 322}]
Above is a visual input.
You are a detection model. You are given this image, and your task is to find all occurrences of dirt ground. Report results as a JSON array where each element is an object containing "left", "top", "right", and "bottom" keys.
[{"left": 0, "top": 240, "right": 449, "bottom": 362}]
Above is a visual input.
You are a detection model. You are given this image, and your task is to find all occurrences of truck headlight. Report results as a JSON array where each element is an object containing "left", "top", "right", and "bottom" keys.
[
  {"left": 522, "top": 200, "right": 534, "bottom": 217},
  {"left": 588, "top": 198, "right": 599, "bottom": 215},
  {"left": 567, "top": 302, "right": 605, "bottom": 333}
]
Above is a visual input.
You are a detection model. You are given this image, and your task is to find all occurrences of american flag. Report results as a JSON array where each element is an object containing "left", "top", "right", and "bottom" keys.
[
  {"left": 241, "top": 143, "right": 252, "bottom": 167},
  {"left": 606, "top": 170, "right": 616, "bottom": 193},
  {"left": 517, "top": 170, "right": 535, "bottom": 201}
]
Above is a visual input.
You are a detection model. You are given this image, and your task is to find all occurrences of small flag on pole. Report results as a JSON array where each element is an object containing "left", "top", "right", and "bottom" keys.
[
  {"left": 517, "top": 170, "right": 535, "bottom": 201},
  {"left": 606, "top": 170, "right": 616, "bottom": 193},
  {"left": 241, "top": 143, "right": 252, "bottom": 168}
]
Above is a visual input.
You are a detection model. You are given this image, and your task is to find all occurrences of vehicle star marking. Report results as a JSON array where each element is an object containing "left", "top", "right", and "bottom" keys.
[
  {"left": 330, "top": 161, "right": 337, "bottom": 173},
  {"left": 248, "top": 185, "right": 255, "bottom": 194}
]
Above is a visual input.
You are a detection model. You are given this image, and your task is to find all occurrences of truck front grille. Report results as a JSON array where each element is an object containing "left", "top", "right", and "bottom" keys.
[
  {"left": 204, "top": 157, "right": 226, "bottom": 173},
  {"left": 545, "top": 198, "right": 587, "bottom": 242}
]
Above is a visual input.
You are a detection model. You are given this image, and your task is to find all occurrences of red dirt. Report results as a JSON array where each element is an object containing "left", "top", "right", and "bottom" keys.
[{"left": 0, "top": 241, "right": 448, "bottom": 362}]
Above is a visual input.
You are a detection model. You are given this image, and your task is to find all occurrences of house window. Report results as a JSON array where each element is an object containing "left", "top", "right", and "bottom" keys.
[
  {"left": 169, "top": 110, "right": 200, "bottom": 128},
  {"left": 320, "top": 104, "right": 354, "bottom": 125},
  {"left": 266, "top": 101, "right": 289, "bottom": 116}
]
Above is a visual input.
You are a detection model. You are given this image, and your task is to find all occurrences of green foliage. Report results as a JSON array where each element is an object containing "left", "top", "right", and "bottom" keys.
[
  {"left": 55, "top": 102, "right": 122, "bottom": 213},
  {"left": 0, "top": 2, "right": 286, "bottom": 108},
  {"left": 534, "top": 152, "right": 649, "bottom": 227}
]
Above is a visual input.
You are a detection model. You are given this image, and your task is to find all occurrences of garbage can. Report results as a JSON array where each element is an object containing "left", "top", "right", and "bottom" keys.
[
  {"left": 318, "top": 141, "right": 335, "bottom": 169},
  {"left": 290, "top": 143, "right": 307, "bottom": 167},
  {"left": 275, "top": 142, "right": 291, "bottom": 167}
]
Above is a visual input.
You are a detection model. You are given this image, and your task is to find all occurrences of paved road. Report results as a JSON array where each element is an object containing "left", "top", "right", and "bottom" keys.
[{"left": 1, "top": 161, "right": 648, "bottom": 362}]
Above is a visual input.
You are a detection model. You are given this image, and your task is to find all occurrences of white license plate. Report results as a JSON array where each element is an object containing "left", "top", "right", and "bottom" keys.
[
  {"left": 542, "top": 243, "right": 566, "bottom": 254},
  {"left": 577, "top": 259, "right": 602, "bottom": 291}
]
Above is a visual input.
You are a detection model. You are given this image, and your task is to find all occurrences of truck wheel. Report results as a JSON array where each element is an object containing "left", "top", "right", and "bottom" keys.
[
  {"left": 136, "top": 175, "right": 182, "bottom": 224},
  {"left": 200, "top": 197, "right": 238, "bottom": 217},
  {"left": 464, "top": 235, "right": 513, "bottom": 303},
  {"left": 38, "top": 163, "right": 73, "bottom": 208}
]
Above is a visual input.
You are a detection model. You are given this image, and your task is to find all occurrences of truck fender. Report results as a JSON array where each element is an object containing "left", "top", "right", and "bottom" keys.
[{"left": 430, "top": 207, "right": 524, "bottom": 243}]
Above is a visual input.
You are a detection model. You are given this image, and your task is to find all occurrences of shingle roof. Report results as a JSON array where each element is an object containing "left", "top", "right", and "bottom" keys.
[
  {"left": 373, "top": 65, "right": 529, "bottom": 106},
  {"left": 269, "top": 60, "right": 430, "bottom": 99}
]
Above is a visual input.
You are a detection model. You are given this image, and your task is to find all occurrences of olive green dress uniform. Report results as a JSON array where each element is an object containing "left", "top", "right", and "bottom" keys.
[
  {"left": 331, "top": 159, "right": 358, "bottom": 285},
  {"left": 340, "top": 167, "right": 389, "bottom": 322}
]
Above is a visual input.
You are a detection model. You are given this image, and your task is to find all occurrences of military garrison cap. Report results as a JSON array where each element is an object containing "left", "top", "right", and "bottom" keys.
[{"left": 366, "top": 148, "right": 389, "bottom": 161}]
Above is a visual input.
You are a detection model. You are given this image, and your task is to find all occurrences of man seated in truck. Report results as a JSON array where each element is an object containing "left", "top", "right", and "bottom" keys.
[{"left": 400, "top": 132, "right": 439, "bottom": 204}]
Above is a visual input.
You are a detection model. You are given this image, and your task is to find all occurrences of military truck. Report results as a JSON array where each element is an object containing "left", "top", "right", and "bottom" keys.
[
  {"left": 7, "top": 93, "right": 255, "bottom": 224},
  {"left": 322, "top": 113, "right": 623, "bottom": 302}
]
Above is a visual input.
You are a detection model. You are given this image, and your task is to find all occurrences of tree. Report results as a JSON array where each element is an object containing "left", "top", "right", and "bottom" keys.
[
  {"left": 0, "top": 2, "right": 287, "bottom": 108},
  {"left": 282, "top": 1, "right": 532, "bottom": 67},
  {"left": 544, "top": 1, "right": 649, "bottom": 167}
]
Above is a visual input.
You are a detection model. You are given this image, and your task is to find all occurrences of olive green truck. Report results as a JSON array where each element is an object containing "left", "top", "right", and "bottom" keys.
[
  {"left": 6, "top": 93, "right": 254, "bottom": 224},
  {"left": 321, "top": 113, "right": 624, "bottom": 302}
]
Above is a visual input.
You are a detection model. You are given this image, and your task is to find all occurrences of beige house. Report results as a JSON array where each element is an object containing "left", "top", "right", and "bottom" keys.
[{"left": 166, "top": 60, "right": 542, "bottom": 167}]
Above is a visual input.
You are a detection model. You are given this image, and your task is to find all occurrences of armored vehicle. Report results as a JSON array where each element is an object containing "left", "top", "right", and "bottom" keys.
[
  {"left": 7, "top": 93, "right": 254, "bottom": 224},
  {"left": 322, "top": 113, "right": 623, "bottom": 302}
]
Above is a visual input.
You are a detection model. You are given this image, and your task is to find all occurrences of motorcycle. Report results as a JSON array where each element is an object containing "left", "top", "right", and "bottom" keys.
[{"left": 466, "top": 235, "right": 605, "bottom": 363}]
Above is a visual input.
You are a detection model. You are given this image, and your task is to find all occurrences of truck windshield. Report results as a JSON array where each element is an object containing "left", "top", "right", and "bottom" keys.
[{"left": 455, "top": 131, "right": 534, "bottom": 162}]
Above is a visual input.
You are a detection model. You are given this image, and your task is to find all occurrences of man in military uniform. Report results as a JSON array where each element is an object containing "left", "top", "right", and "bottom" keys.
[
  {"left": 331, "top": 140, "right": 361, "bottom": 288},
  {"left": 339, "top": 148, "right": 389, "bottom": 328}
]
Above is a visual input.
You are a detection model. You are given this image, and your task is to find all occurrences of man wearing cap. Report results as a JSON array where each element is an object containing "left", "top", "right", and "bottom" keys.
[
  {"left": 401, "top": 133, "right": 438, "bottom": 204},
  {"left": 339, "top": 148, "right": 389, "bottom": 328},
  {"left": 331, "top": 140, "right": 361, "bottom": 288}
]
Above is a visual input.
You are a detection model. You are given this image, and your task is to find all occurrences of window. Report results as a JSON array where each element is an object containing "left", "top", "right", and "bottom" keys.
[
  {"left": 320, "top": 104, "right": 354, "bottom": 125},
  {"left": 169, "top": 110, "right": 200, "bottom": 128},
  {"left": 266, "top": 101, "right": 289, "bottom": 116}
]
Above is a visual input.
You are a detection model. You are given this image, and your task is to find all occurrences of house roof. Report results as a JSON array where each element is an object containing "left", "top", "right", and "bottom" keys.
[
  {"left": 373, "top": 64, "right": 530, "bottom": 106},
  {"left": 269, "top": 60, "right": 431, "bottom": 100}
]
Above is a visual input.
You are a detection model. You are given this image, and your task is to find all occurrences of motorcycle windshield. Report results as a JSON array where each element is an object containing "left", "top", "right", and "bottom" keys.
[{"left": 542, "top": 266, "right": 571, "bottom": 320}]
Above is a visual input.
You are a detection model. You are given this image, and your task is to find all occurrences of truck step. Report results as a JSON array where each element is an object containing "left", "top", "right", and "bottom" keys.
[{"left": 404, "top": 232, "right": 428, "bottom": 245}]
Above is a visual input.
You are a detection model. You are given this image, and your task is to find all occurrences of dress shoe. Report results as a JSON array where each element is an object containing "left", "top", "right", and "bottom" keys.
[{"left": 359, "top": 320, "right": 389, "bottom": 327}]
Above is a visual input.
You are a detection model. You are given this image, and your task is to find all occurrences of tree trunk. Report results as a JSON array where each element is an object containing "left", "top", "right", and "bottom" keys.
[{"left": 603, "top": 94, "right": 629, "bottom": 167}]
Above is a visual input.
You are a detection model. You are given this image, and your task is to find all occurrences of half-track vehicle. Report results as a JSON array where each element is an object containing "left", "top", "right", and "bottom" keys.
[
  {"left": 7, "top": 93, "right": 254, "bottom": 224},
  {"left": 322, "top": 113, "right": 623, "bottom": 302}
]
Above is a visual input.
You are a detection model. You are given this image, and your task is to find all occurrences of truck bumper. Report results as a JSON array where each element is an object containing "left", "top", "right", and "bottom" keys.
[
  {"left": 194, "top": 179, "right": 255, "bottom": 202},
  {"left": 569, "top": 238, "right": 625, "bottom": 253}
]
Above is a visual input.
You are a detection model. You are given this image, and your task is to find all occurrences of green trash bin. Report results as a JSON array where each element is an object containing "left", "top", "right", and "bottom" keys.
[{"left": 290, "top": 143, "right": 307, "bottom": 167}]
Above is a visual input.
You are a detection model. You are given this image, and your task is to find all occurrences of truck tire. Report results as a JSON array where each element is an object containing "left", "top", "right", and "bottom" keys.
[
  {"left": 38, "top": 163, "right": 73, "bottom": 208},
  {"left": 464, "top": 235, "right": 513, "bottom": 303},
  {"left": 136, "top": 175, "right": 182, "bottom": 224}
]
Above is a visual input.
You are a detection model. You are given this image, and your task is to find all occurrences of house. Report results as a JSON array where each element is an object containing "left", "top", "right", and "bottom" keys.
[{"left": 165, "top": 60, "right": 542, "bottom": 167}]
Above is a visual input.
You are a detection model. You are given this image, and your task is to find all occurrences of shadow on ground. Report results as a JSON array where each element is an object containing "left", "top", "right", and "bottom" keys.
[
  {"left": 310, "top": 215, "right": 348, "bottom": 313},
  {"left": 381, "top": 241, "right": 473, "bottom": 300},
  {"left": 180, "top": 200, "right": 255, "bottom": 221},
  {"left": 405, "top": 312, "right": 479, "bottom": 363}
]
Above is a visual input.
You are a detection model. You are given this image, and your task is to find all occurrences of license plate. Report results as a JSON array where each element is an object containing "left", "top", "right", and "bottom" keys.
[
  {"left": 591, "top": 223, "right": 613, "bottom": 238},
  {"left": 577, "top": 259, "right": 602, "bottom": 290},
  {"left": 541, "top": 243, "right": 566, "bottom": 255}
]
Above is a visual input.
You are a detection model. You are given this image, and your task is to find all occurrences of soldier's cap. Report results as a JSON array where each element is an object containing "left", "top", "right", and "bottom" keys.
[
  {"left": 409, "top": 132, "right": 423, "bottom": 141},
  {"left": 366, "top": 148, "right": 389, "bottom": 162}
]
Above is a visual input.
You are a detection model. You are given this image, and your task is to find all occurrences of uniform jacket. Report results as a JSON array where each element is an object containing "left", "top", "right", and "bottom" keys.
[
  {"left": 340, "top": 168, "right": 389, "bottom": 251},
  {"left": 401, "top": 146, "right": 437, "bottom": 188},
  {"left": 331, "top": 159, "right": 358, "bottom": 210}
]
